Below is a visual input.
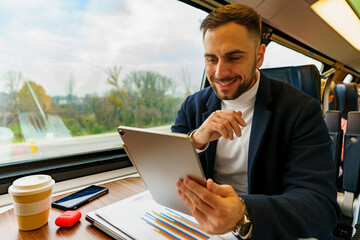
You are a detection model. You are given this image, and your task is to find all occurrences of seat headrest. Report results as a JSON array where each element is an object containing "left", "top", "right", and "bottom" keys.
[
  {"left": 324, "top": 110, "right": 341, "bottom": 132},
  {"left": 347, "top": 111, "right": 360, "bottom": 135},
  {"left": 261, "top": 64, "right": 321, "bottom": 101},
  {"left": 334, "top": 84, "right": 358, "bottom": 120}
]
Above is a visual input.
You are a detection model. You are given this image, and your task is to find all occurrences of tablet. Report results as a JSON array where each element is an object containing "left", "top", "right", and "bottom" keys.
[{"left": 117, "top": 126, "right": 205, "bottom": 215}]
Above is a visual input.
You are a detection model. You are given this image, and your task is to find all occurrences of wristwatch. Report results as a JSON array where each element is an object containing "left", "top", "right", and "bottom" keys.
[{"left": 232, "top": 198, "right": 253, "bottom": 238}]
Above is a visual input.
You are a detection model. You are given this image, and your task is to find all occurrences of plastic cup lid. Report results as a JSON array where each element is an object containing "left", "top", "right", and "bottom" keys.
[{"left": 8, "top": 175, "right": 55, "bottom": 196}]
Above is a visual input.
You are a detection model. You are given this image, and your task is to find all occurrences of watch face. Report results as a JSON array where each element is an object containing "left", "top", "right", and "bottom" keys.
[
  {"left": 232, "top": 223, "right": 241, "bottom": 235},
  {"left": 240, "top": 222, "right": 252, "bottom": 236}
]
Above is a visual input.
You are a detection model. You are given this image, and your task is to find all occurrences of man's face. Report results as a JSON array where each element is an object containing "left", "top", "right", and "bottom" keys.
[{"left": 203, "top": 22, "right": 265, "bottom": 100}]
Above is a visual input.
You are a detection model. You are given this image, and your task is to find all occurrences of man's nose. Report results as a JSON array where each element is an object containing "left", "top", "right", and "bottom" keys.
[{"left": 215, "top": 60, "right": 230, "bottom": 79}]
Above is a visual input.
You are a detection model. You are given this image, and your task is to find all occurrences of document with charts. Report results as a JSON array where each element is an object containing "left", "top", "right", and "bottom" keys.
[{"left": 90, "top": 191, "right": 237, "bottom": 240}]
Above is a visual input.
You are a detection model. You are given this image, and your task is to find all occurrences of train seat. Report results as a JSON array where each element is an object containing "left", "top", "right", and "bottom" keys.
[
  {"left": 334, "top": 112, "right": 360, "bottom": 239},
  {"left": 334, "top": 84, "right": 359, "bottom": 120},
  {"left": 324, "top": 110, "right": 343, "bottom": 186},
  {"left": 341, "top": 111, "right": 360, "bottom": 215},
  {"left": 261, "top": 64, "right": 321, "bottom": 101}
]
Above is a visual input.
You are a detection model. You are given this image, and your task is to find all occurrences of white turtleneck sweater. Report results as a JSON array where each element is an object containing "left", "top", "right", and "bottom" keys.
[{"left": 213, "top": 70, "right": 260, "bottom": 195}]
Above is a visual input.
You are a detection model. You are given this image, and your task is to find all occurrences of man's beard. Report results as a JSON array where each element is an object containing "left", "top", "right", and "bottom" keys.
[{"left": 209, "top": 62, "right": 257, "bottom": 100}]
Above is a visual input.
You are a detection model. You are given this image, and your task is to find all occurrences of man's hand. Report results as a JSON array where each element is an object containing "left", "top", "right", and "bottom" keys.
[
  {"left": 192, "top": 110, "right": 246, "bottom": 149},
  {"left": 176, "top": 177, "right": 245, "bottom": 234}
]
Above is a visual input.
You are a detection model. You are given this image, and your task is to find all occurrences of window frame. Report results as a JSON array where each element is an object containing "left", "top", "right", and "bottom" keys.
[{"left": 0, "top": 147, "right": 131, "bottom": 194}]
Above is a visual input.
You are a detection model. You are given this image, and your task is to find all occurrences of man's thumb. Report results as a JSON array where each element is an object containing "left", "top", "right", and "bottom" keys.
[{"left": 206, "top": 178, "right": 236, "bottom": 197}]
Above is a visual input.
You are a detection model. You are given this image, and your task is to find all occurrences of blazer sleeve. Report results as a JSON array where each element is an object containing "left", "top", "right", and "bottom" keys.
[
  {"left": 171, "top": 95, "right": 192, "bottom": 134},
  {"left": 171, "top": 93, "right": 206, "bottom": 135},
  {"left": 241, "top": 98, "right": 340, "bottom": 239}
]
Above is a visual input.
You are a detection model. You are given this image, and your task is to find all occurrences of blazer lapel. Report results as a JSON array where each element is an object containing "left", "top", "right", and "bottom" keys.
[
  {"left": 248, "top": 72, "right": 272, "bottom": 192},
  {"left": 202, "top": 91, "right": 221, "bottom": 122}
]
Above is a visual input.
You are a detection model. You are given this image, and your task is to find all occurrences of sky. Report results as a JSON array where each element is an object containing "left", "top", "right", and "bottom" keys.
[
  {"left": 0, "top": 0, "right": 323, "bottom": 98},
  {"left": 0, "top": 0, "right": 208, "bottom": 97}
]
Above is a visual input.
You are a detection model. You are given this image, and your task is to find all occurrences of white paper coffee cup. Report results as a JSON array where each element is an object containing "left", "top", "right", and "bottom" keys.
[{"left": 8, "top": 175, "right": 55, "bottom": 231}]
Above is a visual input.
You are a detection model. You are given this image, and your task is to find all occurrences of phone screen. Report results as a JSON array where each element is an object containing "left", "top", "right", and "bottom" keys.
[{"left": 52, "top": 185, "right": 108, "bottom": 210}]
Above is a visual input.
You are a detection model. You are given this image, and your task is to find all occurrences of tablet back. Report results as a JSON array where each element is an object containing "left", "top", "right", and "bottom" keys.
[{"left": 117, "top": 126, "right": 205, "bottom": 215}]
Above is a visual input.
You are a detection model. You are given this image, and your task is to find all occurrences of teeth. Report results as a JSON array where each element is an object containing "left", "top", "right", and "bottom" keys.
[{"left": 218, "top": 80, "right": 235, "bottom": 86}]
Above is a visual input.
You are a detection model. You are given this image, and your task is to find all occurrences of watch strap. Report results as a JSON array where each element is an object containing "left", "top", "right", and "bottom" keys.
[{"left": 232, "top": 198, "right": 253, "bottom": 239}]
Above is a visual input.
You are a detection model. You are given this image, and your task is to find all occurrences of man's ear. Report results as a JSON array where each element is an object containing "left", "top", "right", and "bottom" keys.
[{"left": 256, "top": 44, "right": 266, "bottom": 68}]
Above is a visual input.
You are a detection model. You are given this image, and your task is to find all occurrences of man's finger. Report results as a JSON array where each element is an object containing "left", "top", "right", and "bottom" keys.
[
  {"left": 211, "top": 116, "right": 237, "bottom": 140},
  {"left": 177, "top": 187, "right": 193, "bottom": 210},
  {"left": 212, "top": 122, "right": 231, "bottom": 139},
  {"left": 214, "top": 111, "right": 246, "bottom": 138},
  {"left": 179, "top": 179, "right": 216, "bottom": 215},
  {"left": 177, "top": 181, "right": 214, "bottom": 232},
  {"left": 182, "top": 178, "right": 220, "bottom": 210},
  {"left": 234, "top": 111, "right": 247, "bottom": 126},
  {"left": 224, "top": 110, "right": 246, "bottom": 127}
]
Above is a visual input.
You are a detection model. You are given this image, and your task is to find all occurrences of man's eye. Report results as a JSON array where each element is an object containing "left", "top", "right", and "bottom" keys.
[
  {"left": 207, "top": 58, "right": 217, "bottom": 63},
  {"left": 229, "top": 57, "right": 240, "bottom": 61}
]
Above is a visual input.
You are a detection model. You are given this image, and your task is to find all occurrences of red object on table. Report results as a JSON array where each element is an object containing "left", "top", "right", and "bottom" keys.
[{"left": 55, "top": 211, "right": 82, "bottom": 227}]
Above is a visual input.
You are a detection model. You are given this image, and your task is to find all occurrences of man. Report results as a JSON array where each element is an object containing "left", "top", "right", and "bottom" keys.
[{"left": 172, "top": 4, "right": 340, "bottom": 239}]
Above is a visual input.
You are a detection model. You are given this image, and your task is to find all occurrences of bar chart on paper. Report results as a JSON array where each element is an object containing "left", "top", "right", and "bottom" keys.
[
  {"left": 94, "top": 191, "right": 235, "bottom": 240},
  {"left": 141, "top": 208, "right": 210, "bottom": 240}
]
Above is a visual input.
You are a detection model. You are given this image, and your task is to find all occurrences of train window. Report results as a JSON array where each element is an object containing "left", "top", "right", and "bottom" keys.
[
  {"left": 261, "top": 41, "right": 324, "bottom": 72},
  {"left": 0, "top": 0, "right": 207, "bottom": 164}
]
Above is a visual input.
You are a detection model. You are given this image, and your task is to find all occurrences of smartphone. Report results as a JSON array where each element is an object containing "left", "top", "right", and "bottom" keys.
[{"left": 52, "top": 185, "right": 109, "bottom": 210}]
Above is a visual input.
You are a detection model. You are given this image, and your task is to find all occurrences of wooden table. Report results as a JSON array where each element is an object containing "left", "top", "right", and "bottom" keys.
[{"left": 0, "top": 177, "right": 146, "bottom": 240}]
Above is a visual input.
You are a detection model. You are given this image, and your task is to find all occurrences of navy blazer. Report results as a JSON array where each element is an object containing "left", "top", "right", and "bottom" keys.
[{"left": 171, "top": 72, "right": 340, "bottom": 239}]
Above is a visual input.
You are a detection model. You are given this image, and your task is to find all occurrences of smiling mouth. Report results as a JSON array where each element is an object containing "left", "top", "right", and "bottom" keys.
[
  {"left": 217, "top": 80, "right": 236, "bottom": 86},
  {"left": 215, "top": 78, "right": 237, "bottom": 89}
]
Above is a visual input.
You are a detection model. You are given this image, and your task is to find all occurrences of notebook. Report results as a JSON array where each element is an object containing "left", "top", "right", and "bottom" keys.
[
  {"left": 117, "top": 126, "right": 206, "bottom": 215},
  {"left": 85, "top": 190, "right": 236, "bottom": 240}
]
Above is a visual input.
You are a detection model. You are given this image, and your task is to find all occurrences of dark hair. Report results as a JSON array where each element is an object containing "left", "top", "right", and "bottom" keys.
[{"left": 200, "top": 4, "right": 261, "bottom": 44}]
